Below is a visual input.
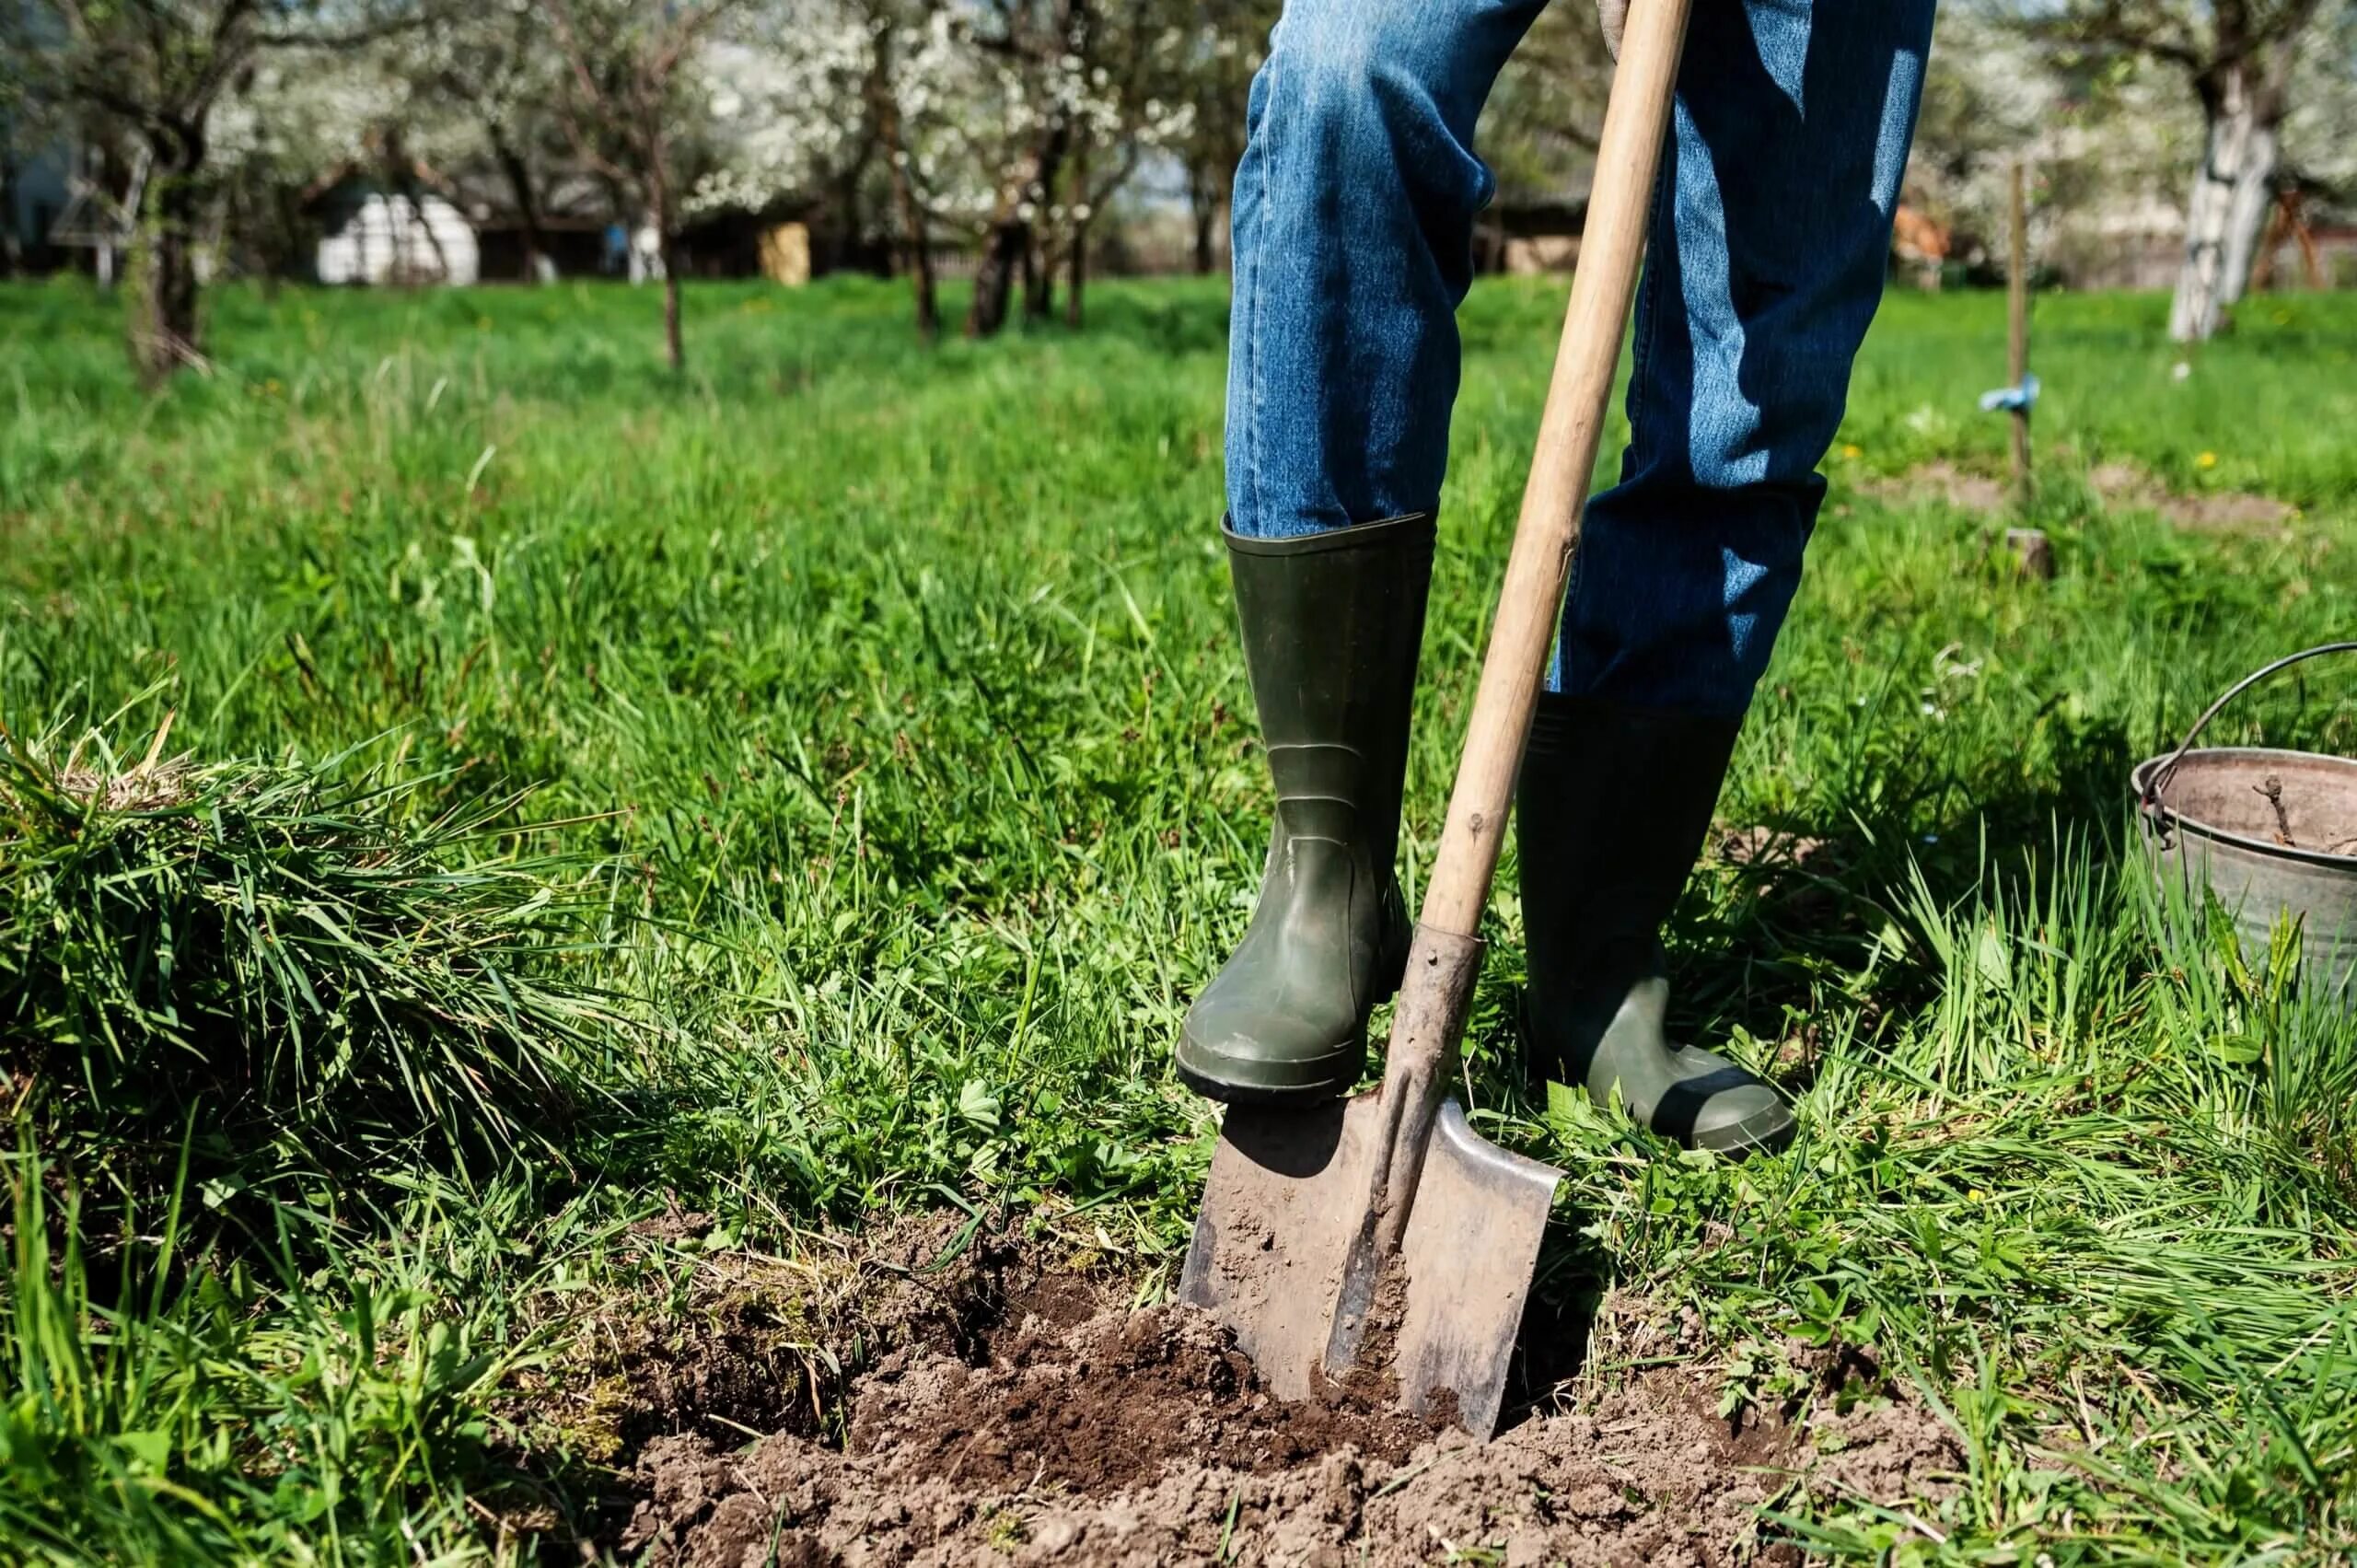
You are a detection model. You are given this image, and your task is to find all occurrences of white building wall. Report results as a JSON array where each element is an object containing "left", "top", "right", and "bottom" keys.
[{"left": 316, "top": 192, "right": 481, "bottom": 286}]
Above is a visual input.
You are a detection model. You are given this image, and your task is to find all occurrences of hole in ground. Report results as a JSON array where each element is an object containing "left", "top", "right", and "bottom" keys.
[{"left": 591, "top": 1219, "right": 1964, "bottom": 1566}]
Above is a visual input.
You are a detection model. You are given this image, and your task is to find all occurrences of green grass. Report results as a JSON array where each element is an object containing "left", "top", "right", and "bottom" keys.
[{"left": 4, "top": 273, "right": 2357, "bottom": 1562}]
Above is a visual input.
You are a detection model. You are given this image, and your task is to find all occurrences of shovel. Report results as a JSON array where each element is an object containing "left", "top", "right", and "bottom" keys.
[{"left": 1178, "top": 0, "right": 1695, "bottom": 1438}]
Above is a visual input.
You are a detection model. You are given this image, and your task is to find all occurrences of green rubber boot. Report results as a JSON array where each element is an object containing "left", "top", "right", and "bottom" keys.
[
  {"left": 1177, "top": 513, "right": 1434, "bottom": 1103},
  {"left": 1515, "top": 693, "right": 1795, "bottom": 1155}
]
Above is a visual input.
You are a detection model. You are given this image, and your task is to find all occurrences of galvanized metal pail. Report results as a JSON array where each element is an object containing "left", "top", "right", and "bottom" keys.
[{"left": 2133, "top": 642, "right": 2357, "bottom": 996}]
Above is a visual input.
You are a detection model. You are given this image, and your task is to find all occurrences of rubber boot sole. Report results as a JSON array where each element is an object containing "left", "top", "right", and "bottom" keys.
[
  {"left": 1174, "top": 1040, "right": 1364, "bottom": 1106},
  {"left": 1517, "top": 992, "right": 1798, "bottom": 1156}
]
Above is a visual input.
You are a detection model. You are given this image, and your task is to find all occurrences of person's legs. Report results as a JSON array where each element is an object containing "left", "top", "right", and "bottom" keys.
[
  {"left": 1559, "top": 0, "right": 1937, "bottom": 710},
  {"left": 1183, "top": 0, "right": 1546, "bottom": 1100},
  {"left": 1225, "top": 0, "right": 1550, "bottom": 541},
  {"left": 1520, "top": 0, "right": 1936, "bottom": 1152}
]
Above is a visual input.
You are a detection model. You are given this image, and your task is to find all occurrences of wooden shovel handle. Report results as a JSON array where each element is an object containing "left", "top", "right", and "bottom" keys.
[
  {"left": 1418, "top": 0, "right": 1689, "bottom": 945},
  {"left": 1376, "top": 0, "right": 1691, "bottom": 1142}
]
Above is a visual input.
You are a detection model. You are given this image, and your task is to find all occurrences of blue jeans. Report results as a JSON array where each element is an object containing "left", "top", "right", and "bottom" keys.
[{"left": 1224, "top": 0, "right": 1935, "bottom": 716}]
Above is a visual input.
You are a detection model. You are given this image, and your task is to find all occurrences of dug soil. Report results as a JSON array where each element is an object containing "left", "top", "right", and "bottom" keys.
[
  {"left": 1856, "top": 459, "right": 2293, "bottom": 532},
  {"left": 609, "top": 1218, "right": 1959, "bottom": 1566}
]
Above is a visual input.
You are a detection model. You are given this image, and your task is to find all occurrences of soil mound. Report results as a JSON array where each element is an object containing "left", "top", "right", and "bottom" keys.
[
  {"left": 846, "top": 1302, "right": 1437, "bottom": 1493},
  {"left": 621, "top": 1283, "right": 1960, "bottom": 1567}
]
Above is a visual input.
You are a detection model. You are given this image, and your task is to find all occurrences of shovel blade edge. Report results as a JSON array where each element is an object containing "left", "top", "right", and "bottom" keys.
[
  {"left": 1180, "top": 1096, "right": 1562, "bottom": 1437},
  {"left": 1177, "top": 1095, "right": 1382, "bottom": 1401},
  {"left": 1389, "top": 1098, "right": 1563, "bottom": 1436}
]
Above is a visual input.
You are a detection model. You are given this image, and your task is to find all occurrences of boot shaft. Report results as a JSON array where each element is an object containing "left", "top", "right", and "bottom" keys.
[
  {"left": 1515, "top": 693, "right": 1741, "bottom": 979},
  {"left": 1513, "top": 694, "right": 1794, "bottom": 1154},
  {"left": 1225, "top": 514, "right": 1434, "bottom": 874},
  {"left": 1176, "top": 513, "right": 1434, "bottom": 1104}
]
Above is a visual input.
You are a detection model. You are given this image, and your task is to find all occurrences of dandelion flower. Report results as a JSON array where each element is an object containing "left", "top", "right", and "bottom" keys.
[{"left": 2196, "top": 451, "right": 2218, "bottom": 470}]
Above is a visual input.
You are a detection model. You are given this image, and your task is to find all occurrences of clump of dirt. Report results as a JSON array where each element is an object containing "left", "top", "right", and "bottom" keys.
[
  {"left": 848, "top": 1300, "right": 1434, "bottom": 1495},
  {"left": 1864, "top": 460, "right": 2010, "bottom": 514},
  {"left": 1717, "top": 825, "right": 1838, "bottom": 873},
  {"left": 494, "top": 1210, "right": 1093, "bottom": 1476},
  {"left": 2088, "top": 460, "right": 2293, "bottom": 532},
  {"left": 1854, "top": 459, "right": 2293, "bottom": 533},
  {"left": 619, "top": 1261, "right": 1963, "bottom": 1568}
]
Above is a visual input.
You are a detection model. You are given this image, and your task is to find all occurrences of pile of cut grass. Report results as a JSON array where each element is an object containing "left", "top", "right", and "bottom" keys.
[{"left": 0, "top": 706, "right": 629, "bottom": 1185}]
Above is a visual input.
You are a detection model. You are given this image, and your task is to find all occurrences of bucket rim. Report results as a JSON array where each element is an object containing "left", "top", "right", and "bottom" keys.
[{"left": 2131, "top": 746, "right": 2357, "bottom": 871}]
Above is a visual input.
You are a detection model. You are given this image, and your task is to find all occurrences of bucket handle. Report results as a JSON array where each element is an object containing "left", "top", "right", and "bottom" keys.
[{"left": 2142, "top": 641, "right": 2357, "bottom": 810}]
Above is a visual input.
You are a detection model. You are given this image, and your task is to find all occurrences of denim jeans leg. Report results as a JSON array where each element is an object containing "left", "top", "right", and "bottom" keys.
[
  {"left": 1225, "top": 0, "right": 1551, "bottom": 540},
  {"left": 1555, "top": 0, "right": 1937, "bottom": 716}
]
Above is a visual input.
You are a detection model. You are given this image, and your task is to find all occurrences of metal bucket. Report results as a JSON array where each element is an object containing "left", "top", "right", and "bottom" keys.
[{"left": 2133, "top": 642, "right": 2357, "bottom": 996}]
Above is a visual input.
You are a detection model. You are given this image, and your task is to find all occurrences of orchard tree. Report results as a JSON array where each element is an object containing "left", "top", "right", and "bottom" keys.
[
  {"left": 866, "top": 0, "right": 1060, "bottom": 341},
  {"left": 208, "top": 43, "right": 402, "bottom": 285},
  {"left": 414, "top": 0, "right": 572, "bottom": 282},
  {"left": 538, "top": 0, "right": 748, "bottom": 370},
  {"left": 955, "top": 0, "right": 1197, "bottom": 336},
  {"left": 816, "top": 0, "right": 984, "bottom": 343},
  {"left": 700, "top": 0, "right": 1014, "bottom": 343},
  {"left": 705, "top": 0, "right": 1197, "bottom": 342},
  {"left": 0, "top": 0, "right": 414, "bottom": 385},
  {"left": 693, "top": 2, "right": 876, "bottom": 283},
  {"left": 866, "top": 1, "right": 945, "bottom": 338},
  {"left": 2023, "top": 0, "right": 2338, "bottom": 340},
  {"left": 1165, "top": 0, "right": 1268, "bottom": 274},
  {"left": 688, "top": 0, "right": 960, "bottom": 338},
  {"left": 848, "top": 0, "right": 1047, "bottom": 340},
  {"left": 958, "top": 0, "right": 1087, "bottom": 338},
  {"left": 1033, "top": 4, "right": 1193, "bottom": 326}
]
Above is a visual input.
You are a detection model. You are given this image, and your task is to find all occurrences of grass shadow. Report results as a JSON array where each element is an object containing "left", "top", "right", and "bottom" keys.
[{"left": 1678, "top": 709, "right": 2141, "bottom": 1071}]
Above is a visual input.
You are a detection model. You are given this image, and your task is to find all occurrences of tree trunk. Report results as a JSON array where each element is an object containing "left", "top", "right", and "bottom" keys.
[
  {"left": 1022, "top": 231, "right": 1052, "bottom": 324},
  {"left": 490, "top": 122, "right": 552, "bottom": 283},
  {"left": 966, "top": 218, "right": 1029, "bottom": 338},
  {"left": 908, "top": 229, "right": 939, "bottom": 343},
  {"left": 2169, "top": 53, "right": 2286, "bottom": 343},
  {"left": 829, "top": 138, "right": 874, "bottom": 276},
  {"left": 1188, "top": 165, "right": 1224, "bottom": 275},
  {"left": 649, "top": 144, "right": 684, "bottom": 372},
  {"left": 2248, "top": 191, "right": 2326, "bottom": 291},
  {"left": 870, "top": 32, "right": 936, "bottom": 341},
  {"left": 1065, "top": 216, "right": 1087, "bottom": 328},
  {"left": 0, "top": 154, "right": 19, "bottom": 278},
  {"left": 883, "top": 130, "right": 937, "bottom": 341},
  {"left": 2217, "top": 120, "right": 2281, "bottom": 308},
  {"left": 967, "top": 100, "right": 1073, "bottom": 337},
  {"left": 661, "top": 241, "right": 684, "bottom": 371},
  {"left": 129, "top": 137, "right": 205, "bottom": 389}
]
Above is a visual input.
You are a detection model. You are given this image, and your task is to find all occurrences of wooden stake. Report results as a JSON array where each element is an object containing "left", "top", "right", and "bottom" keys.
[{"left": 2007, "top": 160, "right": 2031, "bottom": 501}]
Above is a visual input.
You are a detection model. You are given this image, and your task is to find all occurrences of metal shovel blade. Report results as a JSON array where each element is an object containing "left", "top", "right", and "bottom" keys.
[{"left": 1178, "top": 1094, "right": 1562, "bottom": 1436}]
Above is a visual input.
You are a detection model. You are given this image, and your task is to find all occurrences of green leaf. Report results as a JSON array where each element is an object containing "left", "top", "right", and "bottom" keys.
[
  {"left": 2204, "top": 1033, "right": 2264, "bottom": 1065},
  {"left": 958, "top": 1077, "right": 1002, "bottom": 1131},
  {"left": 112, "top": 1430, "right": 169, "bottom": 1473}
]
